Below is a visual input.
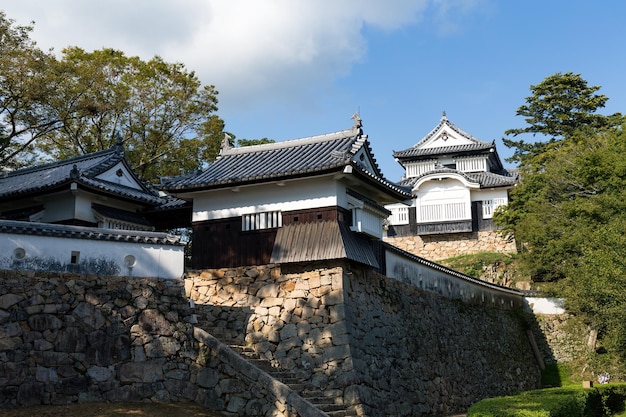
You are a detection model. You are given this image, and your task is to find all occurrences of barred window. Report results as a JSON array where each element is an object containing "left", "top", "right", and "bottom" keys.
[{"left": 242, "top": 211, "right": 282, "bottom": 231}]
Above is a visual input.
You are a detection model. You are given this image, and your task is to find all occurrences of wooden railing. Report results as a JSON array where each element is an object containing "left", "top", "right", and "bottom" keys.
[{"left": 417, "top": 201, "right": 470, "bottom": 223}]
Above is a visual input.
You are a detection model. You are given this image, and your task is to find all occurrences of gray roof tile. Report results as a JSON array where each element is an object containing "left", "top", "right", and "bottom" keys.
[
  {"left": 0, "top": 146, "right": 168, "bottom": 206},
  {"left": 0, "top": 220, "right": 184, "bottom": 246},
  {"left": 393, "top": 142, "right": 495, "bottom": 159},
  {"left": 161, "top": 126, "right": 410, "bottom": 199},
  {"left": 398, "top": 168, "right": 518, "bottom": 189}
]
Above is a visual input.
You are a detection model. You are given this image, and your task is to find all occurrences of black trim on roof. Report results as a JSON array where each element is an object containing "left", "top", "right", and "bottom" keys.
[{"left": 0, "top": 220, "right": 184, "bottom": 246}]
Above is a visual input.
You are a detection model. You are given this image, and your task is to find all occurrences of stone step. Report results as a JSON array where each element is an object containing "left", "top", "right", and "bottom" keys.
[
  {"left": 318, "top": 403, "right": 349, "bottom": 412},
  {"left": 326, "top": 410, "right": 358, "bottom": 417},
  {"left": 304, "top": 395, "right": 339, "bottom": 404},
  {"left": 203, "top": 326, "right": 353, "bottom": 416}
]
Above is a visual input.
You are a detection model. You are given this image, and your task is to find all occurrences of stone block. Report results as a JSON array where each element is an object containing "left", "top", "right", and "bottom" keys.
[
  {"left": 280, "top": 324, "right": 297, "bottom": 339},
  {"left": 256, "top": 284, "right": 279, "bottom": 298},
  {"left": 87, "top": 366, "right": 113, "bottom": 382},
  {"left": 0, "top": 294, "right": 23, "bottom": 310},
  {"left": 138, "top": 309, "right": 174, "bottom": 336},
  {"left": 55, "top": 327, "right": 87, "bottom": 353},
  {"left": 145, "top": 337, "right": 181, "bottom": 358},
  {"left": 196, "top": 367, "right": 220, "bottom": 388},
  {"left": 322, "top": 290, "right": 343, "bottom": 306},
  {"left": 227, "top": 396, "right": 247, "bottom": 413},
  {"left": 119, "top": 361, "right": 164, "bottom": 383},
  {"left": 260, "top": 297, "right": 283, "bottom": 307}
]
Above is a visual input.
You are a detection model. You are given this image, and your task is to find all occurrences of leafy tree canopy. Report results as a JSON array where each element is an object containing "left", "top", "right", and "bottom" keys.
[
  {"left": 503, "top": 72, "right": 623, "bottom": 167},
  {"left": 501, "top": 129, "right": 626, "bottom": 358},
  {"left": 0, "top": 11, "right": 60, "bottom": 169},
  {"left": 0, "top": 12, "right": 226, "bottom": 182},
  {"left": 496, "top": 73, "right": 626, "bottom": 360},
  {"left": 237, "top": 138, "right": 275, "bottom": 147}
]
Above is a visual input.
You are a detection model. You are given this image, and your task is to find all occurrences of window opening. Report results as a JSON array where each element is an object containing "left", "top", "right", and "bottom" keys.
[
  {"left": 242, "top": 211, "right": 282, "bottom": 231},
  {"left": 70, "top": 251, "right": 80, "bottom": 264}
]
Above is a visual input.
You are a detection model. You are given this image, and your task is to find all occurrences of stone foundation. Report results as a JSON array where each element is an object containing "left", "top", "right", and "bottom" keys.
[
  {"left": 384, "top": 230, "right": 517, "bottom": 261},
  {"left": 186, "top": 261, "right": 541, "bottom": 416},
  {"left": 0, "top": 262, "right": 541, "bottom": 417},
  {"left": 0, "top": 270, "right": 322, "bottom": 416}
]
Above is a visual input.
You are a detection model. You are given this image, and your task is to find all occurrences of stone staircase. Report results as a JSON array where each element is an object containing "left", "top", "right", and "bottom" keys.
[{"left": 204, "top": 326, "right": 357, "bottom": 417}]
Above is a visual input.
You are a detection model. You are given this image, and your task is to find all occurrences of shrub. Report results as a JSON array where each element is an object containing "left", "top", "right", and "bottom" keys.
[{"left": 468, "top": 384, "right": 626, "bottom": 417}]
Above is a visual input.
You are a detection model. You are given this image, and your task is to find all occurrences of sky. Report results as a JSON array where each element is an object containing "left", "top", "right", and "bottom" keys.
[{"left": 2, "top": 1, "right": 625, "bottom": 181}]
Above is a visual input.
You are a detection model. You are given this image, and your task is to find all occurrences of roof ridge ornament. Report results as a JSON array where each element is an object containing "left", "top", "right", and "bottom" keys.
[
  {"left": 220, "top": 133, "right": 233, "bottom": 156},
  {"left": 351, "top": 112, "right": 362, "bottom": 129},
  {"left": 441, "top": 110, "right": 447, "bottom": 121},
  {"left": 70, "top": 164, "right": 80, "bottom": 179},
  {"left": 114, "top": 131, "right": 124, "bottom": 155}
]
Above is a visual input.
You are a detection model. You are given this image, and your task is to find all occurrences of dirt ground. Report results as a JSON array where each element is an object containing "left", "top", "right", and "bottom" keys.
[{"left": 0, "top": 402, "right": 226, "bottom": 417}]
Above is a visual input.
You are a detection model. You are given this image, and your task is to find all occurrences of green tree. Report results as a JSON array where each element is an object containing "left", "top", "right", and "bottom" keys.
[
  {"left": 503, "top": 72, "right": 623, "bottom": 166},
  {"left": 37, "top": 47, "right": 224, "bottom": 182},
  {"left": 499, "top": 129, "right": 626, "bottom": 359},
  {"left": 237, "top": 137, "right": 275, "bottom": 147},
  {"left": 495, "top": 74, "right": 626, "bottom": 359},
  {"left": 0, "top": 11, "right": 63, "bottom": 169}
]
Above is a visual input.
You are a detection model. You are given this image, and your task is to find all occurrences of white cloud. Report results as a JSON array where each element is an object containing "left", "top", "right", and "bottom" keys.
[{"left": 2, "top": 1, "right": 474, "bottom": 109}]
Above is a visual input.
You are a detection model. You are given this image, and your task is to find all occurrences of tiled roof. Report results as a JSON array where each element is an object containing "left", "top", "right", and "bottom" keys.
[
  {"left": 0, "top": 145, "right": 164, "bottom": 206},
  {"left": 467, "top": 170, "right": 519, "bottom": 188},
  {"left": 398, "top": 168, "right": 518, "bottom": 189},
  {"left": 395, "top": 113, "right": 488, "bottom": 156},
  {"left": 0, "top": 220, "right": 184, "bottom": 246},
  {"left": 161, "top": 124, "right": 410, "bottom": 199},
  {"left": 393, "top": 142, "right": 495, "bottom": 159}
]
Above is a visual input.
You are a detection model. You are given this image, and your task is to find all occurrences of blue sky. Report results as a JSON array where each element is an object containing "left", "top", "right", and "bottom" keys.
[{"left": 3, "top": 1, "right": 625, "bottom": 181}]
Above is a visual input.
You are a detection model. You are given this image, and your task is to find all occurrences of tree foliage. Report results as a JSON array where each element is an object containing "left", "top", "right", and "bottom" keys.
[
  {"left": 0, "top": 11, "right": 62, "bottom": 169},
  {"left": 496, "top": 72, "right": 626, "bottom": 359},
  {"left": 0, "top": 12, "right": 226, "bottom": 181},
  {"left": 236, "top": 137, "right": 275, "bottom": 147},
  {"left": 37, "top": 47, "right": 225, "bottom": 182},
  {"left": 503, "top": 72, "right": 623, "bottom": 166}
]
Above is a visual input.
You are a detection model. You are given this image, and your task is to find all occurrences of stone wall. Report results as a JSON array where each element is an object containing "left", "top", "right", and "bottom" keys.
[
  {"left": 384, "top": 230, "right": 516, "bottom": 261},
  {"left": 0, "top": 270, "right": 197, "bottom": 407},
  {"left": 0, "top": 263, "right": 542, "bottom": 416},
  {"left": 186, "top": 265, "right": 353, "bottom": 392},
  {"left": 0, "top": 270, "right": 324, "bottom": 416},
  {"left": 529, "top": 313, "right": 594, "bottom": 366},
  {"left": 186, "top": 261, "right": 542, "bottom": 416}
]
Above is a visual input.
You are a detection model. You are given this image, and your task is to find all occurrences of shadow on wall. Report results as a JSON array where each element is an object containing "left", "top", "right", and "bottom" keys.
[
  {"left": 0, "top": 272, "right": 197, "bottom": 407},
  {"left": 193, "top": 304, "right": 254, "bottom": 347},
  {"left": 523, "top": 310, "right": 560, "bottom": 387},
  {"left": 185, "top": 263, "right": 354, "bottom": 387}
]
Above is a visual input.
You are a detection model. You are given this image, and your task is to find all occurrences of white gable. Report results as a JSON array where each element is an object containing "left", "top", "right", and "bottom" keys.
[
  {"left": 420, "top": 125, "right": 475, "bottom": 150},
  {"left": 96, "top": 162, "right": 143, "bottom": 190},
  {"left": 353, "top": 147, "right": 377, "bottom": 174}
]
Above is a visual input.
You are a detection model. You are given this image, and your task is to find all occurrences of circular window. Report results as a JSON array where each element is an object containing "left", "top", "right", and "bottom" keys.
[
  {"left": 123, "top": 255, "right": 136, "bottom": 268},
  {"left": 13, "top": 248, "right": 26, "bottom": 260}
]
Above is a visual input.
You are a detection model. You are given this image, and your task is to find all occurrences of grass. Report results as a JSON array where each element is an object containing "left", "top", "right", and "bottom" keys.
[
  {"left": 468, "top": 384, "right": 626, "bottom": 417},
  {"left": 541, "top": 362, "right": 578, "bottom": 388},
  {"left": 438, "top": 252, "right": 520, "bottom": 282}
]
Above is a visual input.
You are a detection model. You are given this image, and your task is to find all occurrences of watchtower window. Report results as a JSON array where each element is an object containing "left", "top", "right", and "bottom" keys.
[{"left": 242, "top": 211, "right": 282, "bottom": 231}]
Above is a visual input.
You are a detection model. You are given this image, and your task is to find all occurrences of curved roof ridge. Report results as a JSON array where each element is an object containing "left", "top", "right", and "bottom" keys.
[
  {"left": 221, "top": 126, "right": 361, "bottom": 156},
  {"left": 4, "top": 147, "right": 117, "bottom": 178},
  {"left": 398, "top": 167, "right": 518, "bottom": 189},
  {"left": 397, "top": 115, "right": 491, "bottom": 154}
]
